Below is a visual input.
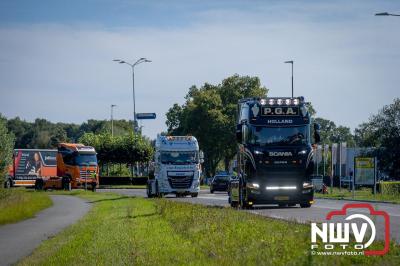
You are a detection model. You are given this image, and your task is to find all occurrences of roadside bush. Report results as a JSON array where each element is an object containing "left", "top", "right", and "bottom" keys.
[
  {"left": 109, "top": 164, "right": 131, "bottom": 177},
  {"left": 379, "top": 181, "right": 400, "bottom": 195},
  {"left": 0, "top": 114, "right": 15, "bottom": 192}
]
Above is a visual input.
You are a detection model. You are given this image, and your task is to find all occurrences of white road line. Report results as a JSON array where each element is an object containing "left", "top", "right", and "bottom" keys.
[{"left": 197, "top": 196, "right": 228, "bottom": 201}]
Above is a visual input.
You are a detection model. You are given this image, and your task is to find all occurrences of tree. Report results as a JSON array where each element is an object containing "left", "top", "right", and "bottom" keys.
[
  {"left": 165, "top": 74, "right": 268, "bottom": 176},
  {"left": 79, "top": 132, "right": 154, "bottom": 165},
  {"left": 0, "top": 114, "right": 15, "bottom": 187},
  {"left": 355, "top": 98, "right": 400, "bottom": 178},
  {"left": 313, "top": 117, "right": 355, "bottom": 147}
]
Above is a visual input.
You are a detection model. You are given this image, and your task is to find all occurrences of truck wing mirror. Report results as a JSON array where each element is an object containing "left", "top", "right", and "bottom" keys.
[
  {"left": 199, "top": 150, "right": 204, "bottom": 163},
  {"left": 236, "top": 124, "right": 242, "bottom": 142},
  {"left": 313, "top": 123, "right": 321, "bottom": 143}
]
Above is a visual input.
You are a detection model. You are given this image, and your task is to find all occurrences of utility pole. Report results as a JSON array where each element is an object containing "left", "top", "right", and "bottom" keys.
[
  {"left": 111, "top": 104, "right": 117, "bottom": 137},
  {"left": 284, "top": 60, "right": 294, "bottom": 97},
  {"left": 113, "top": 58, "right": 151, "bottom": 133}
]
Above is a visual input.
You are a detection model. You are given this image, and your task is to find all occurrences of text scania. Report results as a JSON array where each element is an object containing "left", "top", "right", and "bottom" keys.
[{"left": 269, "top": 152, "right": 293, "bottom": 157}]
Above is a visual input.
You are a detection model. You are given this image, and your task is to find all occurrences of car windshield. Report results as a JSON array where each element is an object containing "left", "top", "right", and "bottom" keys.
[
  {"left": 214, "top": 175, "right": 229, "bottom": 181},
  {"left": 74, "top": 154, "right": 97, "bottom": 166},
  {"left": 249, "top": 125, "right": 309, "bottom": 146},
  {"left": 160, "top": 151, "right": 198, "bottom": 164}
]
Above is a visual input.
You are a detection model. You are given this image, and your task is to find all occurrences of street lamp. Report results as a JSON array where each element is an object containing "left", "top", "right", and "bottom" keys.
[
  {"left": 111, "top": 104, "right": 117, "bottom": 137},
  {"left": 284, "top": 60, "right": 294, "bottom": 98},
  {"left": 113, "top": 58, "right": 151, "bottom": 133},
  {"left": 375, "top": 12, "right": 400, "bottom": 16}
]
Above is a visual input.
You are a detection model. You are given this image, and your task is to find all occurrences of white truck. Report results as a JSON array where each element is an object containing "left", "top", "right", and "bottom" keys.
[{"left": 147, "top": 135, "right": 203, "bottom": 198}]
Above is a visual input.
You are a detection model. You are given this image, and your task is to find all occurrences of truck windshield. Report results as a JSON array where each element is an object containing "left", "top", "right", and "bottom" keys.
[
  {"left": 160, "top": 151, "right": 198, "bottom": 164},
  {"left": 74, "top": 154, "right": 97, "bottom": 166},
  {"left": 249, "top": 125, "right": 309, "bottom": 146}
]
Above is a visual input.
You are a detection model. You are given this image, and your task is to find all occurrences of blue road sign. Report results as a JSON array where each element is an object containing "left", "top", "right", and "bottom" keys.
[{"left": 136, "top": 113, "right": 156, "bottom": 120}]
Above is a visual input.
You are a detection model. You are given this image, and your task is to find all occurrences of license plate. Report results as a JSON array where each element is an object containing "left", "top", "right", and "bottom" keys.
[{"left": 274, "top": 196, "right": 290, "bottom": 201}]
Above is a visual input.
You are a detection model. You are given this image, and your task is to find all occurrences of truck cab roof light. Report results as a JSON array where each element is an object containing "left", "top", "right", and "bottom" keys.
[
  {"left": 260, "top": 99, "right": 267, "bottom": 105},
  {"left": 277, "top": 99, "right": 283, "bottom": 105},
  {"left": 268, "top": 99, "right": 275, "bottom": 105},
  {"left": 285, "top": 99, "right": 291, "bottom": 105},
  {"left": 293, "top": 99, "right": 299, "bottom": 105}
]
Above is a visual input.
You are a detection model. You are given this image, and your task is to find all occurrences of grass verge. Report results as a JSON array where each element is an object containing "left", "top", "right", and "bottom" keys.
[
  {"left": 316, "top": 187, "right": 400, "bottom": 204},
  {"left": 18, "top": 191, "right": 399, "bottom": 265},
  {"left": 0, "top": 188, "right": 52, "bottom": 225}
]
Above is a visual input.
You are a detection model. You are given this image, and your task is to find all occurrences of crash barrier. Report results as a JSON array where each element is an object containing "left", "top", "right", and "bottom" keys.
[{"left": 99, "top": 176, "right": 148, "bottom": 185}]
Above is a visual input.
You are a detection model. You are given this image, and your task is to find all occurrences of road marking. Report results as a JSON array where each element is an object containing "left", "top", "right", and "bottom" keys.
[{"left": 197, "top": 196, "right": 228, "bottom": 201}]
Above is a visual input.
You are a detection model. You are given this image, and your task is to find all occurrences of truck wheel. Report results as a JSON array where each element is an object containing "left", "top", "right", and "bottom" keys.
[
  {"left": 35, "top": 179, "right": 44, "bottom": 191},
  {"left": 239, "top": 186, "right": 251, "bottom": 209},
  {"left": 191, "top": 193, "right": 198, "bottom": 198},
  {"left": 230, "top": 200, "right": 239, "bottom": 208},
  {"left": 300, "top": 202, "right": 312, "bottom": 208},
  {"left": 155, "top": 180, "right": 162, "bottom": 198},
  {"left": 4, "top": 178, "right": 11, "bottom": 189},
  {"left": 278, "top": 203, "right": 288, "bottom": 208},
  {"left": 210, "top": 189, "right": 214, "bottom": 194},
  {"left": 147, "top": 182, "right": 153, "bottom": 198}
]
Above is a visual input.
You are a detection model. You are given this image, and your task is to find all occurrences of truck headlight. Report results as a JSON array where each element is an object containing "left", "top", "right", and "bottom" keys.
[
  {"left": 247, "top": 183, "right": 260, "bottom": 189},
  {"left": 298, "top": 150, "right": 307, "bottom": 155},
  {"left": 303, "top": 182, "right": 313, "bottom": 189}
]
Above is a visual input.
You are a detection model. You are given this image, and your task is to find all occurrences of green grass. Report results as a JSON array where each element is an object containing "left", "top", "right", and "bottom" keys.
[
  {"left": 0, "top": 188, "right": 52, "bottom": 225},
  {"left": 18, "top": 191, "right": 400, "bottom": 266},
  {"left": 316, "top": 187, "right": 400, "bottom": 204}
]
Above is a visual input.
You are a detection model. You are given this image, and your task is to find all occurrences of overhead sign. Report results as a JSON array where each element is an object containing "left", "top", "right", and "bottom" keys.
[
  {"left": 136, "top": 113, "right": 156, "bottom": 120},
  {"left": 354, "top": 157, "right": 375, "bottom": 185}
]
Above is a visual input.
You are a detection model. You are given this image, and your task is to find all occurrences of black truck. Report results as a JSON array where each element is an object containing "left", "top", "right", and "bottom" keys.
[{"left": 229, "top": 97, "right": 320, "bottom": 208}]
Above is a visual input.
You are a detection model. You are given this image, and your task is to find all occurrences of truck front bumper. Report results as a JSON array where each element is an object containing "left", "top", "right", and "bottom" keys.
[{"left": 246, "top": 187, "right": 314, "bottom": 205}]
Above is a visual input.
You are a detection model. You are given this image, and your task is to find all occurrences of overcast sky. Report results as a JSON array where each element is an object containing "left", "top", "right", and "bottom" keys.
[{"left": 0, "top": 0, "right": 399, "bottom": 139}]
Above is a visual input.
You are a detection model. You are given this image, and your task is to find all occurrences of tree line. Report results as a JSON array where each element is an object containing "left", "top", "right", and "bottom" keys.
[
  {"left": 0, "top": 116, "right": 154, "bottom": 180},
  {"left": 6, "top": 117, "right": 135, "bottom": 149},
  {"left": 165, "top": 74, "right": 400, "bottom": 179}
]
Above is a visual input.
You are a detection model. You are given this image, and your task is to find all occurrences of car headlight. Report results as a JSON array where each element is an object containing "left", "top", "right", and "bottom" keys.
[
  {"left": 303, "top": 182, "right": 313, "bottom": 189},
  {"left": 247, "top": 183, "right": 260, "bottom": 189}
]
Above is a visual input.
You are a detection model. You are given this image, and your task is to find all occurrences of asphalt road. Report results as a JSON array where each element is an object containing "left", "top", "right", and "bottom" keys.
[
  {"left": 99, "top": 188, "right": 400, "bottom": 244},
  {"left": 0, "top": 195, "right": 90, "bottom": 266}
]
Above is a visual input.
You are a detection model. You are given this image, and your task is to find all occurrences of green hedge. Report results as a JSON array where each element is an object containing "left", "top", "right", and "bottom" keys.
[{"left": 379, "top": 181, "right": 400, "bottom": 195}]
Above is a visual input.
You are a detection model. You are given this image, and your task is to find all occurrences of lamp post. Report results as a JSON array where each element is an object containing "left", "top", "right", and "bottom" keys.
[
  {"left": 375, "top": 12, "right": 400, "bottom": 16},
  {"left": 111, "top": 104, "right": 117, "bottom": 137},
  {"left": 113, "top": 58, "right": 151, "bottom": 133},
  {"left": 284, "top": 60, "right": 294, "bottom": 97}
]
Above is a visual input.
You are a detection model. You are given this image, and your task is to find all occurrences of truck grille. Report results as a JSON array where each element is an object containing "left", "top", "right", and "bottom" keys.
[
  {"left": 168, "top": 175, "right": 193, "bottom": 189},
  {"left": 79, "top": 169, "right": 96, "bottom": 178}
]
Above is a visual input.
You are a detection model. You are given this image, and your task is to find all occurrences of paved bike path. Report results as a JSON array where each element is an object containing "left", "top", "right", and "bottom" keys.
[{"left": 0, "top": 195, "right": 90, "bottom": 266}]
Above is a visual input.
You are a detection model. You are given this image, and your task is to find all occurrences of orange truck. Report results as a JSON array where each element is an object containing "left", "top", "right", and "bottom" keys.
[{"left": 4, "top": 143, "right": 99, "bottom": 191}]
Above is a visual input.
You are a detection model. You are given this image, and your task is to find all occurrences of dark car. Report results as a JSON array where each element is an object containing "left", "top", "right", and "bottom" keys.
[{"left": 210, "top": 174, "right": 230, "bottom": 193}]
